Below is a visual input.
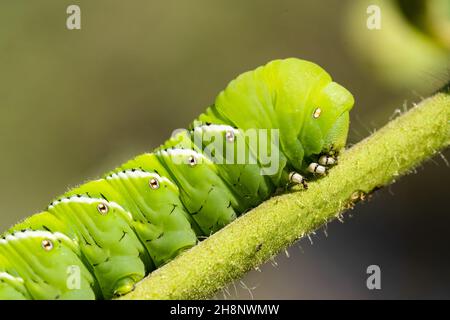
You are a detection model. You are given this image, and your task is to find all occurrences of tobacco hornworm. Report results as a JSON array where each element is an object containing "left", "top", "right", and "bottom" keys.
[{"left": 0, "top": 58, "right": 354, "bottom": 299}]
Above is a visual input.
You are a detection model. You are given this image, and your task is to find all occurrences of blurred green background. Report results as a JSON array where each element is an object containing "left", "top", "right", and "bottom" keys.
[{"left": 0, "top": 0, "right": 449, "bottom": 299}]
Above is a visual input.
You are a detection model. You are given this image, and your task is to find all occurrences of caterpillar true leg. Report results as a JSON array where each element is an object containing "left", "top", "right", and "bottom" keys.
[
  {"left": 307, "top": 162, "right": 327, "bottom": 175},
  {"left": 318, "top": 155, "right": 336, "bottom": 166},
  {"left": 288, "top": 172, "right": 308, "bottom": 189}
]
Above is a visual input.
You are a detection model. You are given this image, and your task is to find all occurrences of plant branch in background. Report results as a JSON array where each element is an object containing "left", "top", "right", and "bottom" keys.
[{"left": 121, "top": 89, "right": 450, "bottom": 300}]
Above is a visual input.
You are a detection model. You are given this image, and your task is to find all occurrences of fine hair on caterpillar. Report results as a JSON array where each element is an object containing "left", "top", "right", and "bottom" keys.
[
  {"left": 170, "top": 127, "right": 281, "bottom": 175},
  {"left": 0, "top": 58, "right": 354, "bottom": 299}
]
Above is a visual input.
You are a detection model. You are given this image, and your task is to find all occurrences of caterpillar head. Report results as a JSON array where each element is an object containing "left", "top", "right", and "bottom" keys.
[{"left": 310, "top": 81, "right": 354, "bottom": 154}]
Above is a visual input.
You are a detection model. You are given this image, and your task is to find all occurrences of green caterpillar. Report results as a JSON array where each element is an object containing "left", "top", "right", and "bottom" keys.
[{"left": 0, "top": 58, "right": 354, "bottom": 300}]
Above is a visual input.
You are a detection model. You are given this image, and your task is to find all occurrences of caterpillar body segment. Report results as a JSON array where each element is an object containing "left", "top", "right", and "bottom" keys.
[
  {"left": 0, "top": 231, "right": 97, "bottom": 299},
  {"left": 0, "top": 58, "right": 354, "bottom": 299},
  {"left": 190, "top": 125, "right": 276, "bottom": 208}
]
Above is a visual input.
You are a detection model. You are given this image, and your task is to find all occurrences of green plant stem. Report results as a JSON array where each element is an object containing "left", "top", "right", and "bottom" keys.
[{"left": 121, "top": 90, "right": 450, "bottom": 300}]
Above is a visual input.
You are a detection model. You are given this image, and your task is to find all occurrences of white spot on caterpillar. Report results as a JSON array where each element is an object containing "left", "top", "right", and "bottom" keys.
[
  {"left": 149, "top": 177, "right": 160, "bottom": 189},
  {"left": 313, "top": 108, "right": 321, "bottom": 119},
  {"left": 187, "top": 155, "right": 197, "bottom": 166},
  {"left": 41, "top": 239, "right": 53, "bottom": 251},
  {"left": 96, "top": 203, "right": 109, "bottom": 215},
  {"left": 225, "top": 130, "right": 235, "bottom": 142}
]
